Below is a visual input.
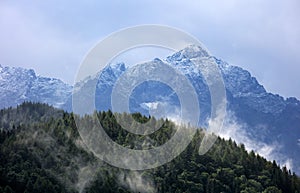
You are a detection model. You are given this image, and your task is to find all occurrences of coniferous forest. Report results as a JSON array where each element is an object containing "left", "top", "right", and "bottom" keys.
[{"left": 1, "top": 102, "right": 300, "bottom": 193}]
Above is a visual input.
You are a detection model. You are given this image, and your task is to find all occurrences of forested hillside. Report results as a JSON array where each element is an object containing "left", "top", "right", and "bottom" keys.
[{"left": 0, "top": 102, "right": 300, "bottom": 193}]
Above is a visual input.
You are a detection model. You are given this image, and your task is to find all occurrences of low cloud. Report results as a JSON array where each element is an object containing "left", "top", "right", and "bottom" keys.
[
  {"left": 76, "top": 162, "right": 102, "bottom": 193},
  {"left": 141, "top": 101, "right": 182, "bottom": 125},
  {"left": 118, "top": 171, "right": 156, "bottom": 193},
  {"left": 218, "top": 111, "right": 293, "bottom": 171}
]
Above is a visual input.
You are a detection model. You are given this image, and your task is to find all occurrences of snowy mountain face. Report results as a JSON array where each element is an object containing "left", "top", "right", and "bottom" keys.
[
  {"left": 0, "top": 64, "right": 72, "bottom": 109},
  {"left": 69, "top": 45, "right": 300, "bottom": 174},
  {"left": 1, "top": 45, "right": 300, "bottom": 174},
  {"left": 76, "top": 45, "right": 291, "bottom": 125}
]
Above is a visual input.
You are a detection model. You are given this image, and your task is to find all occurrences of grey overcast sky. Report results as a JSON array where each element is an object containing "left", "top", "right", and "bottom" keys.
[{"left": 0, "top": 0, "right": 299, "bottom": 98}]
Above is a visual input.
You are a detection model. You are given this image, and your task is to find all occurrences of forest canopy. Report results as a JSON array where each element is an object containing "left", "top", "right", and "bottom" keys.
[{"left": 0, "top": 102, "right": 300, "bottom": 193}]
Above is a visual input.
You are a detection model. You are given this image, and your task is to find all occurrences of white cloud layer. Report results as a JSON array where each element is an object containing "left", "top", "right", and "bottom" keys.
[{"left": 219, "top": 111, "right": 294, "bottom": 171}]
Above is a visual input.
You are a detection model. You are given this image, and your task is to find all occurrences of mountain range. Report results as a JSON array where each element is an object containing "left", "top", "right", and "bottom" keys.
[
  {"left": 0, "top": 64, "right": 72, "bottom": 109},
  {"left": 0, "top": 45, "right": 299, "bottom": 174}
]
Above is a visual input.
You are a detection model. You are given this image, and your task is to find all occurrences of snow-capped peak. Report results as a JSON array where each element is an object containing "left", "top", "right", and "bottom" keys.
[
  {"left": 110, "top": 62, "right": 126, "bottom": 71},
  {"left": 181, "top": 44, "right": 210, "bottom": 57},
  {"left": 167, "top": 44, "right": 210, "bottom": 62}
]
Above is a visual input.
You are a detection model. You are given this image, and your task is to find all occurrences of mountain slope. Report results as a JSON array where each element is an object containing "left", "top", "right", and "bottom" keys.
[{"left": 1, "top": 103, "right": 300, "bottom": 193}]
